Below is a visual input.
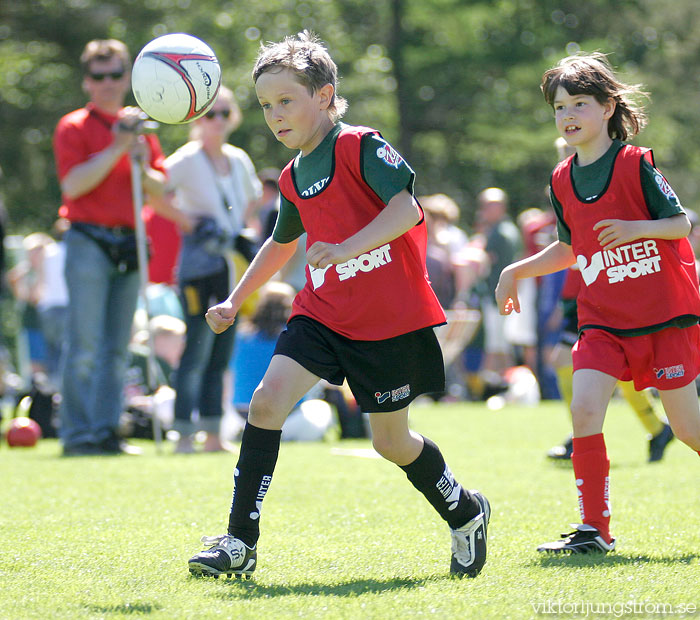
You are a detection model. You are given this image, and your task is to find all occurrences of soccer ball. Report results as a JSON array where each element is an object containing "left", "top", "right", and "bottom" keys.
[
  {"left": 6, "top": 417, "right": 42, "bottom": 447},
  {"left": 131, "top": 33, "right": 221, "bottom": 124}
]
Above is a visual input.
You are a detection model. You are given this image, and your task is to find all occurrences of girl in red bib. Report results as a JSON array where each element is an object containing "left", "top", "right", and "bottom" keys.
[{"left": 496, "top": 53, "right": 700, "bottom": 555}]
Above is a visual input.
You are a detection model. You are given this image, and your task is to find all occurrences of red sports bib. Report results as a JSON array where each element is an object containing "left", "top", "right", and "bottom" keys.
[
  {"left": 551, "top": 145, "right": 700, "bottom": 332},
  {"left": 278, "top": 125, "right": 445, "bottom": 340}
]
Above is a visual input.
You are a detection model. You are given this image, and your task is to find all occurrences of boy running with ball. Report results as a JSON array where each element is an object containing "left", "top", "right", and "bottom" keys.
[{"left": 189, "top": 31, "right": 490, "bottom": 579}]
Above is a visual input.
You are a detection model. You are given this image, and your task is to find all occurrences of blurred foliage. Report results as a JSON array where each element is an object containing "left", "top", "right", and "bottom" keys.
[{"left": 1, "top": 0, "right": 699, "bottom": 236}]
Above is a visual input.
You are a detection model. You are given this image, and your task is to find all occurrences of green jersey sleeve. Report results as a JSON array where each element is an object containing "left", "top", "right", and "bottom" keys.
[
  {"left": 272, "top": 193, "right": 305, "bottom": 243},
  {"left": 640, "top": 159, "right": 685, "bottom": 219},
  {"left": 361, "top": 133, "right": 415, "bottom": 204},
  {"left": 549, "top": 185, "right": 572, "bottom": 245}
]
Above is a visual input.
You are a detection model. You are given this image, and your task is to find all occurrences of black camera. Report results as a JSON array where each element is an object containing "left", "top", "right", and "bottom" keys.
[{"left": 117, "top": 113, "right": 159, "bottom": 133}]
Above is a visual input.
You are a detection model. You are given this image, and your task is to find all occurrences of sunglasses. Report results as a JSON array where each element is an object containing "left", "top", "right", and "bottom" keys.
[
  {"left": 88, "top": 71, "right": 125, "bottom": 81},
  {"left": 204, "top": 109, "right": 231, "bottom": 120}
]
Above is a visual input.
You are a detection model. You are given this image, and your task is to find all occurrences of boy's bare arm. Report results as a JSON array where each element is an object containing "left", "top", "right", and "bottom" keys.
[
  {"left": 206, "top": 237, "right": 298, "bottom": 334},
  {"left": 306, "top": 189, "right": 420, "bottom": 268},
  {"left": 594, "top": 213, "right": 691, "bottom": 250},
  {"left": 495, "top": 240, "right": 575, "bottom": 315}
]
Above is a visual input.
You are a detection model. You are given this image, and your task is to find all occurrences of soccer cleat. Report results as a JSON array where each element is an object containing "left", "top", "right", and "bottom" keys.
[
  {"left": 537, "top": 523, "right": 616, "bottom": 554},
  {"left": 547, "top": 436, "right": 573, "bottom": 461},
  {"left": 450, "top": 490, "right": 490, "bottom": 578},
  {"left": 188, "top": 534, "right": 257, "bottom": 579},
  {"left": 648, "top": 423, "right": 674, "bottom": 463}
]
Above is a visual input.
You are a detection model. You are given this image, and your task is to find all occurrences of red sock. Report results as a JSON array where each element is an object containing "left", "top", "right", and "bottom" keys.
[{"left": 571, "top": 434, "right": 612, "bottom": 543}]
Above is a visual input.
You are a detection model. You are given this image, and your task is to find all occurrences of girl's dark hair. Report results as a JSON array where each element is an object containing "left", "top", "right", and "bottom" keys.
[
  {"left": 252, "top": 30, "right": 347, "bottom": 122},
  {"left": 541, "top": 52, "right": 648, "bottom": 141}
]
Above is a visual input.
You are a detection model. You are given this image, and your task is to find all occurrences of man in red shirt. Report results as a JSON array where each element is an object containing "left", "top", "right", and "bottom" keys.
[{"left": 53, "top": 39, "right": 167, "bottom": 456}]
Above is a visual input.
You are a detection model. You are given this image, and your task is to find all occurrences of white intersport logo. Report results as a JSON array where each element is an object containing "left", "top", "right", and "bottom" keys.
[
  {"left": 309, "top": 264, "right": 332, "bottom": 289},
  {"left": 436, "top": 465, "right": 462, "bottom": 511},
  {"left": 249, "top": 475, "right": 272, "bottom": 520},
  {"left": 577, "top": 240, "right": 661, "bottom": 285},
  {"left": 309, "top": 244, "right": 392, "bottom": 289}
]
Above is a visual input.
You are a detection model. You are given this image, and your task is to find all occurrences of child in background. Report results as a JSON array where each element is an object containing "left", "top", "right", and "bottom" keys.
[
  {"left": 496, "top": 53, "right": 700, "bottom": 553},
  {"left": 230, "top": 282, "right": 296, "bottom": 417},
  {"left": 190, "top": 31, "right": 490, "bottom": 580},
  {"left": 230, "top": 282, "right": 365, "bottom": 439}
]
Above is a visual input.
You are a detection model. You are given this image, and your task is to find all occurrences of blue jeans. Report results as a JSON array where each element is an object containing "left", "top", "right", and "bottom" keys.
[
  {"left": 38, "top": 305, "right": 68, "bottom": 389},
  {"left": 59, "top": 227, "right": 140, "bottom": 447},
  {"left": 173, "top": 268, "right": 235, "bottom": 436}
]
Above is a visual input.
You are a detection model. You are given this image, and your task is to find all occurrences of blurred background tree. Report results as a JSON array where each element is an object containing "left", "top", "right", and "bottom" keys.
[{"left": 1, "top": 0, "right": 699, "bottom": 236}]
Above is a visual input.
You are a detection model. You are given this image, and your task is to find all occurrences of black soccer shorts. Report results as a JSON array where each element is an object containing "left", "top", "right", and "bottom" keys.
[{"left": 273, "top": 315, "right": 445, "bottom": 413}]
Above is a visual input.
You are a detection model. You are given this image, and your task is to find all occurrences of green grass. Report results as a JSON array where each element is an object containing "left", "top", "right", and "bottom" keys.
[{"left": 1, "top": 399, "right": 698, "bottom": 619}]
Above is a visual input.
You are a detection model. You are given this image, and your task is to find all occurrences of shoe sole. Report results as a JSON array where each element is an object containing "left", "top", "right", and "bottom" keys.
[
  {"left": 188, "top": 562, "right": 254, "bottom": 580},
  {"left": 537, "top": 538, "right": 616, "bottom": 554},
  {"left": 537, "top": 544, "right": 614, "bottom": 554}
]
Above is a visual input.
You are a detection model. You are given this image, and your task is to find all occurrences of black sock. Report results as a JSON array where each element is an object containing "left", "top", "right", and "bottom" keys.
[
  {"left": 227, "top": 423, "right": 282, "bottom": 547},
  {"left": 399, "top": 436, "right": 479, "bottom": 529}
]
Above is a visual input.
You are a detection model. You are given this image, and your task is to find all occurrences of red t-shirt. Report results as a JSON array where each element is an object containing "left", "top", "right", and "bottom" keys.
[
  {"left": 53, "top": 103, "right": 165, "bottom": 228},
  {"left": 278, "top": 125, "right": 446, "bottom": 340},
  {"left": 143, "top": 206, "right": 181, "bottom": 285},
  {"left": 551, "top": 145, "right": 700, "bottom": 333}
]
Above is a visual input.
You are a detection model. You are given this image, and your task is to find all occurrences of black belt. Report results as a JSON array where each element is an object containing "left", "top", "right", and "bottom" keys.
[{"left": 72, "top": 222, "right": 135, "bottom": 237}]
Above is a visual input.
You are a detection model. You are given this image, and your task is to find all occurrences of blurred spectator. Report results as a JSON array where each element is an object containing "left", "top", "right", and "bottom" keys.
[
  {"left": 251, "top": 167, "right": 282, "bottom": 243},
  {"left": 507, "top": 206, "right": 564, "bottom": 395},
  {"left": 229, "top": 281, "right": 366, "bottom": 440},
  {"left": 521, "top": 206, "right": 565, "bottom": 399},
  {"left": 143, "top": 206, "right": 181, "bottom": 286},
  {"left": 126, "top": 313, "right": 186, "bottom": 395},
  {"left": 230, "top": 281, "right": 297, "bottom": 417},
  {"left": 37, "top": 220, "right": 70, "bottom": 390},
  {"left": 421, "top": 195, "right": 458, "bottom": 309},
  {"left": 476, "top": 187, "right": 523, "bottom": 377},
  {"left": 420, "top": 193, "right": 484, "bottom": 400},
  {"left": 122, "top": 314, "right": 186, "bottom": 440},
  {"left": 162, "top": 86, "right": 262, "bottom": 454},
  {"left": 420, "top": 193, "right": 470, "bottom": 256},
  {"left": 7, "top": 233, "right": 52, "bottom": 379},
  {"left": 53, "top": 38, "right": 167, "bottom": 456},
  {"left": 0, "top": 166, "right": 7, "bottom": 304}
]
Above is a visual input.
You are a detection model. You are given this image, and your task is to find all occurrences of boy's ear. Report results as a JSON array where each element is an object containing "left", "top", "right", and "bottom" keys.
[{"left": 317, "top": 83, "right": 334, "bottom": 110}]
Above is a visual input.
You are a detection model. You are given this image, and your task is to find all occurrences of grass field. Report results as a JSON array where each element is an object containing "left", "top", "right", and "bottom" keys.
[{"left": 1, "top": 399, "right": 698, "bottom": 619}]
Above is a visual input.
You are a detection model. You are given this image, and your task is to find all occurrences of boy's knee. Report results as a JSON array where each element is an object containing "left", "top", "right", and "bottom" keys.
[
  {"left": 371, "top": 435, "right": 397, "bottom": 461},
  {"left": 248, "top": 386, "right": 284, "bottom": 427}
]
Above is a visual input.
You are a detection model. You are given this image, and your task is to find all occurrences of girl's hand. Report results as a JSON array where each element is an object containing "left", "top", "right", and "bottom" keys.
[
  {"left": 495, "top": 268, "right": 520, "bottom": 315},
  {"left": 593, "top": 219, "right": 644, "bottom": 250}
]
